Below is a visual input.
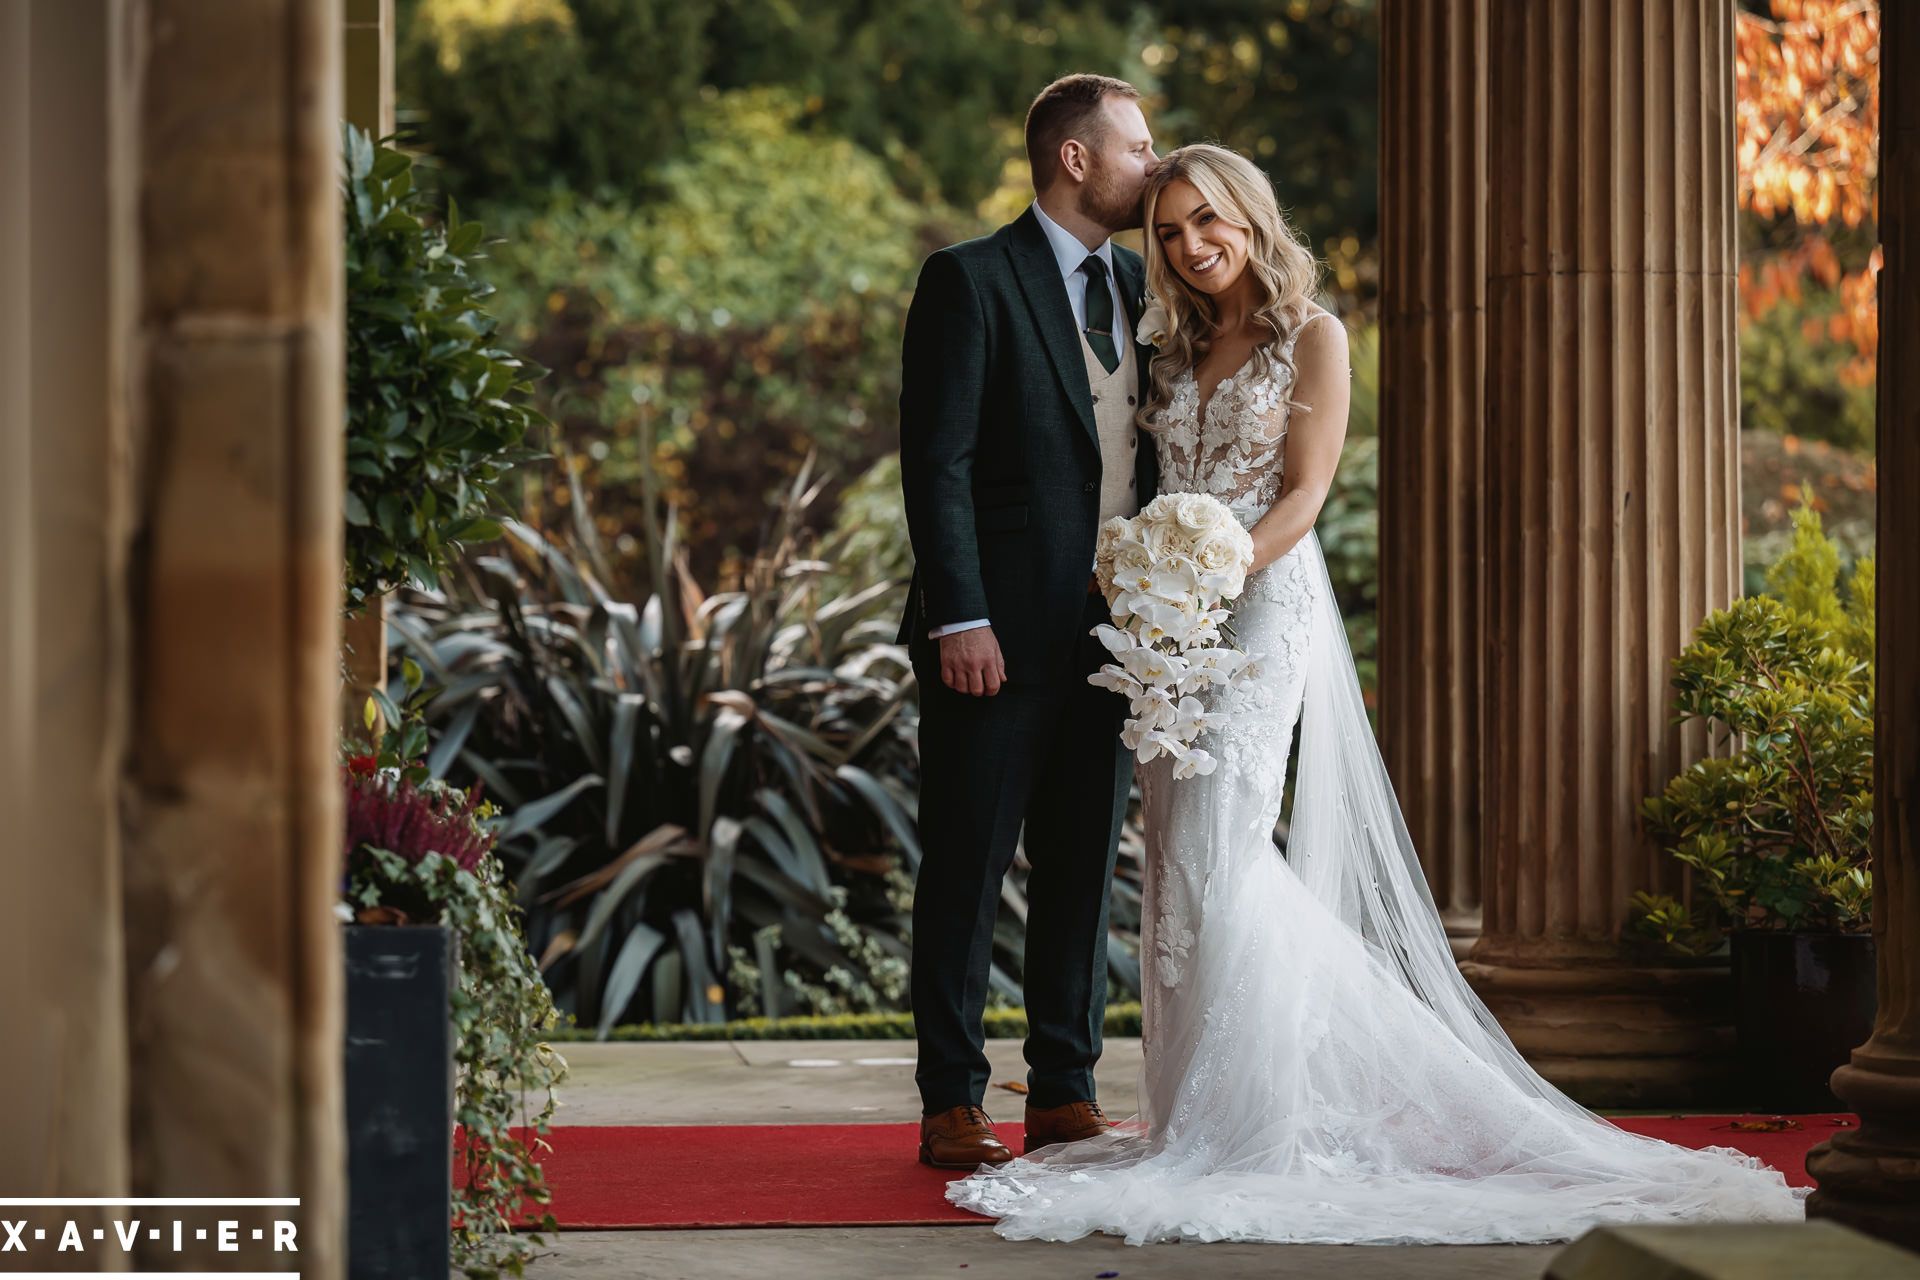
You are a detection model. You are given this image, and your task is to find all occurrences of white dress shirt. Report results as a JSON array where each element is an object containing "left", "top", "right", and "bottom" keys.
[{"left": 929, "top": 202, "right": 1126, "bottom": 640}]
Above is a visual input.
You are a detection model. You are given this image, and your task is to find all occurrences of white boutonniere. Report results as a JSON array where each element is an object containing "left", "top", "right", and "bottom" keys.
[{"left": 1136, "top": 297, "right": 1170, "bottom": 349}]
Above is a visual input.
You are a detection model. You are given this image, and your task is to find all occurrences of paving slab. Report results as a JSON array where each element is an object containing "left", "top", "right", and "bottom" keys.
[
  {"left": 521, "top": 1226, "right": 1560, "bottom": 1280},
  {"left": 1545, "top": 1221, "right": 1920, "bottom": 1279},
  {"left": 547, "top": 1038, "right": 1143, "bottom": 1126}
]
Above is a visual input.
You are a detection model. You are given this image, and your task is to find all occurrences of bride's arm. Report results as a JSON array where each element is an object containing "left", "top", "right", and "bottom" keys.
[{"left": 1248, "top": 314, "right": 1352, "bottom": 573}]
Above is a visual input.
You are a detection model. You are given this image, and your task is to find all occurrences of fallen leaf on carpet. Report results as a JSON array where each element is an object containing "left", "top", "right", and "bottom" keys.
[
  {"left": 994, "top": 1081, "right": 1029, "bottom": 1094},
  {"left": 1726, "top": 1118, "right": 1803, "bottom": 1132}
]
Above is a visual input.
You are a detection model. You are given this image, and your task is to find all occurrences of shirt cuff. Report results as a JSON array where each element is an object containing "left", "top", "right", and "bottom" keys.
[{"left": 928, "top": 618, "right": 991, "bottom": 639}]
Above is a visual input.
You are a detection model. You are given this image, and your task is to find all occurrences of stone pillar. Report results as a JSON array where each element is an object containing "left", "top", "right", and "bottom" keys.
[
  {"left": 340, "top": 0, "right": 393, "bottom": 736},
  {"left": 1807, "top": 0, "right": 1920, "bottom": 1247},
  {"left": 0, "top": 0, "right": 134, "bottom": 1216},
  {"left": 344, "top": 0, "right": 394, "bottom": 137},
  {"left": 1462, "top": 0, "right": 1743, "bottom": 1106},
  {"left": 1378, "top": 0, "right": 1487, "bottom": 958},
  {"left": 122, "top": 1, "right": 345, "bottom": 1272}
]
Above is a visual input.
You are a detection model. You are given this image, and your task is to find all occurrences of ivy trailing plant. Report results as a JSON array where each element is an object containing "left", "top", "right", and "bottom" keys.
[
  {"left": 1632, "top": 493, "right": 1875, "bottom": 956},
  {"left": 343, "top": 664, "right": 567, "bottom": 1279},
  {"left": 343, "top": 123, "right": 546, "bottom": 614}
]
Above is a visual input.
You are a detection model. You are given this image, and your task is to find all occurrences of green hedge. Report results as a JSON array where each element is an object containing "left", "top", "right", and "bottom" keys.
[{"left": 552, "top": 1003, "right": 1145, "bottom": 1043}]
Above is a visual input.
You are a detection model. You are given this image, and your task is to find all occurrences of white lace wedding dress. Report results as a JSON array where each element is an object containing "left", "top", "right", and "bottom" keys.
[{"left": 947, "top": 313, "right": 1807, "bottom": 1245}]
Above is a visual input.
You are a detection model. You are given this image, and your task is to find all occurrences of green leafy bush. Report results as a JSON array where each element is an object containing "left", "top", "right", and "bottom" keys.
[
  {"left": 400, "top": 0, "right": 1131, "bottom": 213},
  {"left": 1634, "top": 497, "right": 1875, "bottom": 954},
  {"left": 400, "top": 0, "right": 708, "bottom": 204},
  {"left": 343, "top": 125, "right": 545, "bottom": 612},
  {"left": 341, "top": 688, "right": 565, "bottom": 1278},
  {"left": 1739, "top": 283, "right": 1876, "bottom": 453},
  {"left": 482, "top": 89, "right": 942, "bottom": 580}
]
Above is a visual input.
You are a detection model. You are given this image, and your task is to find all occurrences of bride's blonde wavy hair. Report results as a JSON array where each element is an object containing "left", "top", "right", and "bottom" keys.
[{"left": 1138, "top": 144, "right": 1320, "bottom": 431}]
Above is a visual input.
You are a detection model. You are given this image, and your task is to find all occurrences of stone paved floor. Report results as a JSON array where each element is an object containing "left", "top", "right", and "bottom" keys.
[
  {"left": 526, "top": 1227, "right": 1558, "bottom": 1280},
  {"left": 519, "top": 1037, "right": 1563, "bottom": 1279}
]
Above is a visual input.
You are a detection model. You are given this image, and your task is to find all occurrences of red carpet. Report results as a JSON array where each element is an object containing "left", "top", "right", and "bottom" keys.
[{"left": 515, "top": 1115, "right": 1854, "bottom": 1230}]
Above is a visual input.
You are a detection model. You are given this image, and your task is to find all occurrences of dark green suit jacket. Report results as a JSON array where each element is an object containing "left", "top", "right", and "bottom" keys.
[{"left": 896, "top": 207, "right": 1159, "bottom": 684}]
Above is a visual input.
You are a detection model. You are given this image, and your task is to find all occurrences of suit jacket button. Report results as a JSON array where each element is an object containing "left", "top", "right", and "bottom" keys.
[
  {"left": 1127, "top": 395, "right": 1136, "bottom": 405},
  {"left": 1091, "top": 392, "right": 1101, "bottom": 404},
  {"left": 1082, "top": 481, "right": 1096, "bottom": 494}
]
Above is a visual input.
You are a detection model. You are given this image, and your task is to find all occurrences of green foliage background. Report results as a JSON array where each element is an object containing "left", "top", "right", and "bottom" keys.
[
  {"left": 343, "top": 126, "right": 545, "bottom": 612},
  {"left": 395, "top": 0, "right": 1385, "bottom": 581}
]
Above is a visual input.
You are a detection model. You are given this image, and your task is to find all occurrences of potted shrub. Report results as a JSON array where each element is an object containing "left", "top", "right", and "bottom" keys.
[
  {"left": 341, "top": 668, "right": 566, "bottom": 1279},
  {"left": 1635, "top": 497, "right": 1875, "bottom": 1111}
]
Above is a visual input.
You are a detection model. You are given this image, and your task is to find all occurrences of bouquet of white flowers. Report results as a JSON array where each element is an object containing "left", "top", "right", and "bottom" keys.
[{"left": 1090, "top": 492, "right": 1259, "bottom": 778}]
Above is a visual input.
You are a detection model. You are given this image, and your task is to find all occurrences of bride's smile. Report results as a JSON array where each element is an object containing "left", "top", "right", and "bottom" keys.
[{"left": 1153, "top": 182, "right": 1253, "bottom": 298}]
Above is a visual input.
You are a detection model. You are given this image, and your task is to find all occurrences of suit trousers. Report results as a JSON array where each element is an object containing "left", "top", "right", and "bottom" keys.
[{"left": 910, "top": 592, "right": 1133, "bottom": 1114}]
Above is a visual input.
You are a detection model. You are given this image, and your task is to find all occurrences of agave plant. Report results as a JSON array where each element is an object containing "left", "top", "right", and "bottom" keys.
[{"left": 386, "top": 455, "right": 1076, "bottom": 1034}]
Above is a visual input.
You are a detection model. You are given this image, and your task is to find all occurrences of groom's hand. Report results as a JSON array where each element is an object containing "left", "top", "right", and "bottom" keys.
[{"left": 939, "top": 627, "right": 1006, "bottom": 697}]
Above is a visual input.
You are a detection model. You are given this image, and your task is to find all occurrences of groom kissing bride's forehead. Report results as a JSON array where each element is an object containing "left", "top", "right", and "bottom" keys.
[
  {"left": 1025, "top": 74, "right": 1159, "bottom": 235},
  {"left": 899, "top": 71, "right": 1805, "bottom": 1247},
  {"left": 897, "top": 70, "right": 1161, "bottom": 1172}
]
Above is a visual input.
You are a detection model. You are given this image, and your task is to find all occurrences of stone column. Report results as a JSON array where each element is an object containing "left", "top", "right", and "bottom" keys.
[
  {"left": 0, "top": 1, "right": 134, "bottom": 1216},
  {"left": 1461, "top": 0, "right": 1743, "bottom": 1106},
  {"left": 122, "top": 1, "right": 345, "bottom": 1272},
  {"left": 344, "top": 0, "right": 394, "bottom": 137},
  {"left": 1378, "top": 0, "right": 1487, "bottom": 958},
  {"left": 1807, "top": 0, "right": 1920, "bottom": 1247},
  {"left": 339, "top": 0, "right": 394, "bottom": 735}
]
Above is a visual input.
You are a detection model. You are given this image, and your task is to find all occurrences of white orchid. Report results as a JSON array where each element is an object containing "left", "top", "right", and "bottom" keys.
[
  {"left": 1127, "top": 685, "right": 1179, "bottom": 732},
  {"left": 1115, "top": 642, "right": 1187, "bottom": 690},
  {"left": 1198, "top": 567, "right": 1247, "bottom": 599},
  {"left": 1168, "top": 741, "right": 1219, "bottom": 780},
  {"left": 1135, "top": 297, "right": 1171, "bottom": 348},
  {"left": 1129, "top": 599, "right": 1202, "bottom": 648},
  {"left": 1189, "top": 645, "right": 1254, "bottom": 683},
  {"left": 1169, "top": 695, "right": 1224, "bottom": 741}
]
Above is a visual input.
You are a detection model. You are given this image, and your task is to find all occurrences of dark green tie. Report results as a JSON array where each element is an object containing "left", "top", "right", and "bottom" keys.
[{"left": 1079, "top": 254, "right": 1121, "bottom": 375}]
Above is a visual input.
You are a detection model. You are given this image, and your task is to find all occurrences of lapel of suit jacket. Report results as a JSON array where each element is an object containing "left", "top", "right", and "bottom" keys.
[
  {"left": 1006, "top": 208, "right": 1099, "bottom": 453},
  {"left": 1112, "top": 248, "right": 1153, "bottom": 400}
]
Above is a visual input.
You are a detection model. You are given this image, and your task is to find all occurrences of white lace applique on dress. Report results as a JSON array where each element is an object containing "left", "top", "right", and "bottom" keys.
[{"left": 945, "top": 311, "right": 1805, "bottom": 1245}]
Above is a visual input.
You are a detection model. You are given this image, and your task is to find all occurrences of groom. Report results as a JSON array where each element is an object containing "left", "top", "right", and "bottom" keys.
[{"left": 897, "top": 74, "right": 1160, "bottom": 1167}]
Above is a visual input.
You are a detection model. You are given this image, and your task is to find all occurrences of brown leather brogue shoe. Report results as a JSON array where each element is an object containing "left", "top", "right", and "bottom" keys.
[
  {"left": 919, "top": 1105, "right": 1015, "bottom": 1169},
  {"left": 1023, "top": 1099, "right": 1114, "bottom": 1154}
]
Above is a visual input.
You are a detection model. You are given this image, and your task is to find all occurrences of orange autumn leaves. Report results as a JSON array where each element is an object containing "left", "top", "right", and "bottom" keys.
[
  {"left": 1736, "top": 0, "right": 1881, "bottom": 382},
  {"left": 1736, "top": 0, "right": 1879, "bottom": 229}
]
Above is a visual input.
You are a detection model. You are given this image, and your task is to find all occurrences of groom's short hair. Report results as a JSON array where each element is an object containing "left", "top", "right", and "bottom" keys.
[{"left": 1025, "top": 73, "right": 1141, "bottom": 189}]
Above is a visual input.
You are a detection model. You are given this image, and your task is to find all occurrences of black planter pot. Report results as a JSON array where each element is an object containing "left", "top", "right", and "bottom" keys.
[
  {"left": 1730, "top": 930, "right": 1875, "bottom": 1112},
  {"left": 345, "top": 924, "right": 456, "bottom": 1280}
]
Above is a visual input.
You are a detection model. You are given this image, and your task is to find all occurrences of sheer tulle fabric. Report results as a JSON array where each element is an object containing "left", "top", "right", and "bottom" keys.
[{"left": 946, "top": 328, "right": 1806, "bottom": 1245}]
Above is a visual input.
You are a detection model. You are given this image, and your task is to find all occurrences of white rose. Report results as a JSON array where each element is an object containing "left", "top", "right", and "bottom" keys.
[
  {"left": 1094, "top": 517, "right": 1129, "bottom": 587},
  {"left": 1170, "top": 493, "right": 1214, "bottom": 533},
  {"left": 1138, "top": 518, "right": 1176, "bottom": 560},
  {"left": 1190, "top": 529, "right": 1251, "bottom": 571},
  {"left": 1142, "top": 493, "right": 1183, "bottom": 526},
  {"left": 1193, "top": 531, "right": 1239, "bottom": 572}
]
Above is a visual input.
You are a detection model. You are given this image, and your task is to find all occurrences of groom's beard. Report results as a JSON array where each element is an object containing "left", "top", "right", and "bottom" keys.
[{"left": 1081, "top": 165, "right": 1144, "bottom": 234}]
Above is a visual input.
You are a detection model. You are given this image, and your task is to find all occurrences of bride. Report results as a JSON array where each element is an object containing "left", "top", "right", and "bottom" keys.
[{"left": 946, "top": 143, "right": 1807, "bottom": 1245}]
